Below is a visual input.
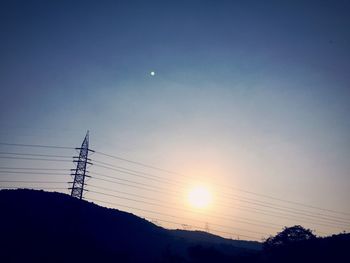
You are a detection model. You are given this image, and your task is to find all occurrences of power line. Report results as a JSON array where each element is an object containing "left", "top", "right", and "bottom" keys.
[
  {"left": 86, "top": 196, "right": 268, "bottom": 236},
  {"left": 0, "top": 184, "right": 331, "bottom": 238},
  {"left": 2, "top": 141, "right": 349, "bottom": 217},
  {"left": 0, "top": 186, "right": 68, "bottom": 190},
  {"left": 83, "top": 163, "right": 350, "bottom": 228},
  {"left": 86, "top": 182, "right": 348, "bottom": 230},
  {"left": 0, "top": 156, "right": 72, "bottom": 162},
  {"left": 89, "top": 172, "right": 348, "bottom": 230},
  {"left": 0, "top": 152, "right": 72, "bottom": 158},
  {"left": 91, "top": 164, "right": 184, "bottom": 196},
  {"left": 94, "top": 151, "right": 177, "bottom": 174},
  {"left": 145, "top": 216, "right": 263, "bottom": 240},
  {"left": 0, "top": 180, "right": 68, "bottom": 184},
  {"left": 13, "top": 160, "right": 348, "bottom": 226},
  {"left": 0, "top": 167, "right": 69, "bottom": 171},
  {"left": 93, "top": 159, "right": 182, "bottom": 184},
  {"left": 2, "top": 183, "right": 303, "bottom": 239},
  {"left": 90, "top": 175, "right": 167, "bottom": 194},
  {"left": 0, "top": 142, "right": 74, "bottom": 150},
  {"left": 88, "top": 198, "right": 268, "bottom": 241},
  {"left": 2, "top": 142, "right": 348, "bottom": 218},
  {"left": 0, "top": 155, "right": 344, "bottom": 229},
  {"left": 0, "top": 180, "right": 334, "bottom": 237},
  {"left": 216, "top": 198, "right": 350, "bottom": 229},
  {"left": 216, "top": 192, "right": 350, "bottom": 225},
  {"left": 93, "top": 162, "right": 181, "bottom": 187},
  {"left": 92, "top": 158, "right": 350, "bottom": 222},
  {"left": 3, "top": 167, "right": 347, "bottom": 231},
  {"left": 90, "top": 161, "right": 350, "bottom": 224},
  {"left": 1, "top": 142, "right": 349, "bottom": 235},
  {"left": 88, "top": 184, "right": 162, "bottom": 203},
  {"left": 87, "top": 173, "right": 347, "bottom": 228},
  {"left": 0, "top": 171, "right": 68, "bottom": 175},
  {"left": 87, "top": 189, "right": 293, "bottom": 230},
  {"left": 94, "top": 150, "right": 350, "bottom": 217}
]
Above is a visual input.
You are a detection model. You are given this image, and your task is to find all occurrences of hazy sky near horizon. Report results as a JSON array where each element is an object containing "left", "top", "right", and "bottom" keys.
[{"left": 1, "top": 0, "right": 350, "bottom": 239}]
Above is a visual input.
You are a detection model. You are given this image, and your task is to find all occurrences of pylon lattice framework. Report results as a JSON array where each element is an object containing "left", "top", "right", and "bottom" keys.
[{"left": 70, "top": 131, "right": 93, "bottom": 199}]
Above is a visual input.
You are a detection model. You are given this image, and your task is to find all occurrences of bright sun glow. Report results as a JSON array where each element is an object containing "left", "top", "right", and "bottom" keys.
[{"left": 188, "top": 186, "right": 212, "bottom": 209}]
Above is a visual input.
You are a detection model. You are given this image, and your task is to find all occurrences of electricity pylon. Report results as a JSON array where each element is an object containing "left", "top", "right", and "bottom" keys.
[{"left": 70, "top": 131, "right": 93, "bottom": 199}]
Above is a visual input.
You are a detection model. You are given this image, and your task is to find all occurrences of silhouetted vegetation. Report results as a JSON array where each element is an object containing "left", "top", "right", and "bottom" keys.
[
  {"left": 263, "top": 225, "right": 316, "bottom": 250},
  {"left": 261, "top": 226, "right": 350, "bottom": 263},
  {"left": 0, "top": 189, "right": 349, "bottom": 263}
]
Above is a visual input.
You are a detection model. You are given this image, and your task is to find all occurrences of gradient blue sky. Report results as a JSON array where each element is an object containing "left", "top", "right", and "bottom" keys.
[{"left": 1, "top": 0, "right": 350, "bottom": 239}]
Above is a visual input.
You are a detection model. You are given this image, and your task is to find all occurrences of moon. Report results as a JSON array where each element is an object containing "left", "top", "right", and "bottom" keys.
[{"left": 150, "top": 71, "right": 155, "bottom": 76}]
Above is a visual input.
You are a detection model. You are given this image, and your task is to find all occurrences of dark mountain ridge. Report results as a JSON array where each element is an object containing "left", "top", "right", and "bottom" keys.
[
  {"left": 0, "top": 189, "right": 260, "bottom": 263},
  {"left": 1, "top": 189, "right": 349, "bottom": 263}
]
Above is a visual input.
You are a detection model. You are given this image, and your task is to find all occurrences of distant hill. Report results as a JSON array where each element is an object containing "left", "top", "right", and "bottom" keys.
[
  {"left": 0, "top": 189, "right": 260, "bottom": 263},
  {"left": 1, "top": 189, "right": 349, "bottom": 263}
]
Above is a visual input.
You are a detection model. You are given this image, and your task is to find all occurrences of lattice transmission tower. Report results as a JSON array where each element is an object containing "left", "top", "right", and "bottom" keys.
[{"left": 69, "top": 131, "right": 93, "bottom": 199}]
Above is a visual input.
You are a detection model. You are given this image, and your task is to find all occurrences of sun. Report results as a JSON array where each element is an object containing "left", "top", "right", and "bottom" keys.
[{"left": 188, "top": 186, "right": 213, "bottom": 209}]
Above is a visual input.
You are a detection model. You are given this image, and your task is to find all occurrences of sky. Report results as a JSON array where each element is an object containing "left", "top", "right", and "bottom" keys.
[{"left": 0, "top": 0, "right": 350, "bottom": 240}]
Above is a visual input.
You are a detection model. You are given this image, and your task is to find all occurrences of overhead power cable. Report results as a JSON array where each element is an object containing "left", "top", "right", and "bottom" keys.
[
  {"left": 0, "top": 142, "right": 74, "bottom": 150},
  {"left": 89, "top": 162, "right": 350, "bottom": 224},
  {"left": 86, "top": 183, "right": 348, "bottom": 230},
  {"left": 0, "top": 155, "right": 347, "bottom": 229},
  {"left": 86, "top": 177, "right": 349, "bottom": 229},
  {"left": 0, "top": 156, "right": 72, "bottom": 162},
  {"left": 87, "top": 197, "right": 265, "bottom": 240},
  {"left": 0, "top": 167, "right": 69, "bottom": 171},
  {"left": 87, "top": 189, "right": 301, "bottom": 230},
  {"left": 90, "top": 157, "right": 350, "bottom": 222},
  {"left": 0, "top": 152, "right": 72, "bottom": 158},
  {"left": 1, "top": 142, "right": 349, "bottom": 235},
  {"left": 0, "top": 186, "right": 68, "bottom": 190},
  {"left": 0, "top": 171, "right": 68, "bottom": 175},
  {"left": 93, "top": 162, "right": 181, "bottom": 187},
  {"left": 0, "top": 180, "right": 68, "bottom": 184},
  {"left": 94, "top": 150, "right": 350, "bottom": 216},
  {"left": 1, "top": 141, "right": 348, "bottom": 217}
]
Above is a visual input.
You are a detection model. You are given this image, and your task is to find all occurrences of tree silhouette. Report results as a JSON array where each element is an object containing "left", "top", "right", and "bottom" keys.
[{"left": 263, "top": 225, "right": 316, "bottom": 250}]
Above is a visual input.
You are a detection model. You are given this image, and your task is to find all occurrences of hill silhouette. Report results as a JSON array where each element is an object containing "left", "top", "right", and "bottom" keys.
[
  {"left": 1, "top": 189, "right": 349, "bottom": 263},
  {"left": 0, "top": 189, "right": 260, "bottom": 263}
]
